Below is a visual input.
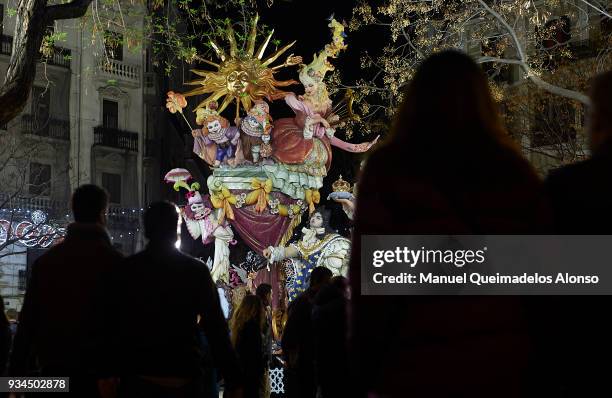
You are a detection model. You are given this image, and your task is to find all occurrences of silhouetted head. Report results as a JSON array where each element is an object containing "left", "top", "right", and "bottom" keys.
[
  {"left": 309, "top": 266, "right": 333, "bottom": 291},
  {"left": 71, "top": 184, "right": 109, "bottom": 225},
  {"left": 144, "top": 201, "right": 179, "bottom": 245},
  {"left": 230, "top": 294, "right": 265, "bottom": 346},
  {"left": 588, "top": 70, "right": 612, "bottom": 153},
  {"left": 388, "top": 50, "right": 514, "bottom": 159},
  {"left": 255, "top": 283, "right": 272, "bottom": 306}
]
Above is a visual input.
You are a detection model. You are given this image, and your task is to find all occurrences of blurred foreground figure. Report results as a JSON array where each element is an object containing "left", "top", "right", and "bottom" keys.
[
  {"left": 106, "top": 201, "right": 242, "bottom": 398},
  {"left": 281, "top": 267, "right": 332, "bottom": 398},
  {"left": 9, "top": 185, "right": 122, "bottom": 396},
  {"left": 230, "top": 294, "right": 267, "bottom": 398},
  {"left": 546, "top": 71, "right": 612, "bottom": 232},
  {"left": 350, "top": 50, "right": 552, "bottom": 398},
  {"left": 545, "top": 70, "right": 612, "bottom": 396}
]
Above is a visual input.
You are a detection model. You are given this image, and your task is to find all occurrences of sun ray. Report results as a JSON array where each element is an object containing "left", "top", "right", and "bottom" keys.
[
  {"left": 227, "top": 24, "right": 238, "bottom": 58},
  {"left": 194, "top": 89, "right": 228, "bottom": 111},
  {"left": 181, "top": 16, "right": 300, "bottom": 118},
  {"left": 246, "top": 14, "right": 259, "bottom": 57},
  {"left": 262, "top": 41, "right": 296, "bottom": 67},
  {"left": 189, "top": 69, "right": 212, "bottom": 78},
  {"left": 217, "top": 94, "right": 234, "bottom": 114},
  {"left": 210, "top": 40, "right": 226, "bottom": 62},
  {"left": 240, "top": 96, "right": 252, "bottom": 112},
  {"left": 256, "top": 29, "right": 274, "bottom": 60}
]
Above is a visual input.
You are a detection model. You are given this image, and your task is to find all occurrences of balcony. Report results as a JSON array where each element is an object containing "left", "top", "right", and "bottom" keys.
[
  {"left": 0, "top": 35, "right": 71, "bottom": 69},
  {"left": 21, "top": 114, "right": 70, "bottom": 141},
  {"left": 97, "top": 58, "right": 141, "bottom": 87},
  {"left": 93, "top": 126, "right": 138, "bottom": 152}
]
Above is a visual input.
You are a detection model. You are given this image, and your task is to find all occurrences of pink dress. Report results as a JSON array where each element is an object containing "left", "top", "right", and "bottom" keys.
[{"left": 271, "top": 93, "right": 366, "bottom": 174}]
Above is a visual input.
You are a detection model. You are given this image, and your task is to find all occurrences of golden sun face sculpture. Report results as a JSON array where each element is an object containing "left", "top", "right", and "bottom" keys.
[{"left": 183, "top": 14, "right": 302, "bottom": 116}]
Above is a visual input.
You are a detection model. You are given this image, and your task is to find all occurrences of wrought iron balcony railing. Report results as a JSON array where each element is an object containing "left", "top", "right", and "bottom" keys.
[
  {"left": 21, "top": 114, "right": 70, "bottom": 141},
  {"left": 93, "top": 126, "right": 138, "bottom": 152}
]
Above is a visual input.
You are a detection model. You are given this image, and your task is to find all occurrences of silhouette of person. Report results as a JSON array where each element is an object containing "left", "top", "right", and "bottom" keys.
[
  {"left": 349, "top": 50, "right": 552, "bottom": 398},
  {"left": 104, "top": 201, "right": 242, "bottom": 398},
  {"left": 9, "top": 184, "right": 123, "bottom": 396},
  {"left": 544, "top": 70, "right": 612, "bottom": 396}
]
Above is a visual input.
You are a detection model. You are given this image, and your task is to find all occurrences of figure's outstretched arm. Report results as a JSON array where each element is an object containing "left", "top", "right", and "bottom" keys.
[
  {"left": 329, "top": 135, "right": 379, "bottom": 153},
  {"left": 263, "top": 245, "right": 299, "bottom": 262}
]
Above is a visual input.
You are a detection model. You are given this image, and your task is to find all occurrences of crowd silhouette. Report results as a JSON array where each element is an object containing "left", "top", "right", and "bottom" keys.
[{"left": 1, "top": 50, "right": 611, "bottom": 398}]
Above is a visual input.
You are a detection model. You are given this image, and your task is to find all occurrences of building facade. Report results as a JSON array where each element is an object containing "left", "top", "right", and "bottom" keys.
[{"left": 0, "top": 3, "right": 176, "bottom": 312}]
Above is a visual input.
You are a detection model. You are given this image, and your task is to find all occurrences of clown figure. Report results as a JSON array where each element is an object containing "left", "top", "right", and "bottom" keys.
[
  {"left": 239, "top": 100, "right": 273, "bottom": 163},
  {"left": 192, "top": 101, "right": 241, "bottom": 167}
]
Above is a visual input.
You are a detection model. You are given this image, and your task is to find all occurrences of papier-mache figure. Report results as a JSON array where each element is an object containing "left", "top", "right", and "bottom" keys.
[
  {"left": 267, "top": 18, "right": 378, "bottom": 184},
  {"left": 192, "top": 101, "right": 241, "bottom": 167},
  {"left": 164, "top": 168, "right": 235, "bottom": 284},
  {"left": 263, "top": 207, "right": 350, "bottom": 301},
  {"left": 239, "top": 100, "right": 273, "bottom": 163}
]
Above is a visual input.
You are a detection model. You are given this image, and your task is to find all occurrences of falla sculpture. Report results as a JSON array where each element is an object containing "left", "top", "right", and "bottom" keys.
[{"left": 164, "top": 14, "right": 375, "bottom": 305}]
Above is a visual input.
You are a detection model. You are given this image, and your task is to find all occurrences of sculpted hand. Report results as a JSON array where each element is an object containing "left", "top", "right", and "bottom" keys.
[
  {"left": 191, "top": 129, "right": 201, "bottom": 138},
  {"left": 284, "top": 54, "right": 302, "bottom": 66},
  {"left": 263, "top": 248, "right": 272, "bottom": 259}
]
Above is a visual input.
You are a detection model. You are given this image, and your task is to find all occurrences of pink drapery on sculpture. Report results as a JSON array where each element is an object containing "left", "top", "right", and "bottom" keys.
[{"left": 204, "top": 191, "right": 300, "bottom": 256}]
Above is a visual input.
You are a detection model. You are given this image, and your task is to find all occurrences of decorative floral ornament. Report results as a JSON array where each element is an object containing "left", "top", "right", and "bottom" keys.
[
  {"left": 166, "top": 91, "right": 187, "bottom": 114},
  {"left": 166, "top": 91, "right": 193, "bottom": 130}
]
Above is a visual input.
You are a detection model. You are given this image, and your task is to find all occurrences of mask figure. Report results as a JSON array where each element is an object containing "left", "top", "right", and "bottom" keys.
[
  {"left": 239, "top": 100, "right": 273, "bottom": 164},
  {"left": 192, "top": 101, "right": 241, "bottom": 167}
]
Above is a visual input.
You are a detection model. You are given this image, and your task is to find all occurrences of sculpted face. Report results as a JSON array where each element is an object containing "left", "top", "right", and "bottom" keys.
[
  {"left": 226, "top": 70, "right": 249, "bottom": 95},
  {"left": 190, "top": 203, "right": 210, "bottom": 220},
  {"left": 299, "top": 70, "right": 318, "bottom": 96},
  {"left": 309, "top": 212, "right": 324, "bottom": 229},
  {"left": 207, "top": 119, "right": 222, "bottom": 135}
]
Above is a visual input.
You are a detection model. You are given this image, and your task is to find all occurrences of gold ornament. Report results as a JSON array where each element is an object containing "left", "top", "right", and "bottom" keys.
[
  {"left": 332, "top": 175, "right": 352, "bottom": 193},
  {"left": 183, "top": 14, "right": 302, "bottom": 116}
]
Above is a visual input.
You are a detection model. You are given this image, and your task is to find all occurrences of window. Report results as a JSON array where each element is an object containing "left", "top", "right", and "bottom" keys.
[
  {"left": 102, "top": 99, "right": 119, "bottom": 129},
  {"left": 32, "top": 86, "right": 51, "bottom": 134},
  {"left": 29, "top": 162, "right": 51, "bottom": 196},
  {"left": 18, "top": 270, "right": 26, "bottom": 291},
  {"left": 102, "top": 172, "right": 121, "bottom": 204},
  {"left": 104, "top": 31, "right": 123, "bottom": 61}
]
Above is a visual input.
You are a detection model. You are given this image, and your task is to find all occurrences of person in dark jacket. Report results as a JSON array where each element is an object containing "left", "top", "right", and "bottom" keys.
[
  {"left": 281, "top": 266, "right": 332, "bottom": 398},
  {"left": 544, "top": 70, "right": 612, "bottom": 396},
  {"left": 349, "top": 51, "right": 553, "bottom": 398},
  {"left": 106, "top": 201, "right": 242, "bottom": 398},
  {"left": 546, "top": 70, "right": 612, "bottom": 232},
  {"left": 0, "top": 297, "right": 11, "bottom": 376},
  {"left": 230, "top": 294, "right": 266, "bottom": 398},
  {"left": 8, "top": 184, "right": 122, "bottom": 396},
  {"left": 312, "top": 276, "right": 349, "bottom": 398}
]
